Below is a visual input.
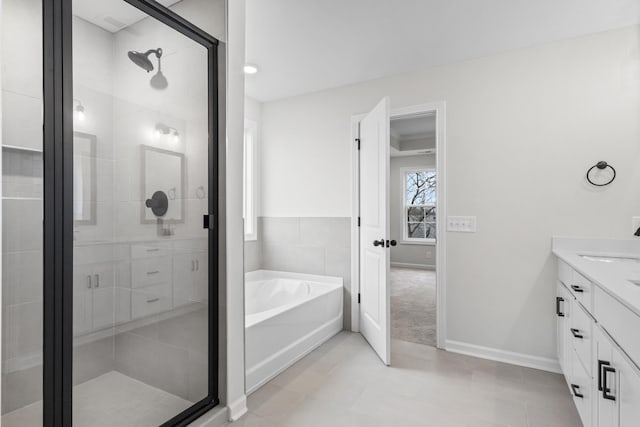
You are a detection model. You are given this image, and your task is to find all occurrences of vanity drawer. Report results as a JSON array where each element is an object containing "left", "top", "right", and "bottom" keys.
[
  {"left": 569, "top": 271, "right": 593, "bottom": 313},
  {"left": 131, "top": 283, "right": 172, "bottom": 319},
  {"left": 131, "top": 243, "right": 171, "bottom": 259},
  {"left": 594, "top": 286, "right": 640, "bottom": 367},
  {"left": 131, "top": 256, "right": 171, "bottom": 288},
  {"left": 558, "top": 260, "right": 573, "bottom": 287},
  {"left": 571, "top": 302, "right": 593, "bottom": 376},
  {"left": 570, "top": 349, "right": 593, "bottom": 427}
]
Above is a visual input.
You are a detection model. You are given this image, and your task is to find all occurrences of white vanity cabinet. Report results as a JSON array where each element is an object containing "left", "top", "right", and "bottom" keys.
[
  {"left": 73, "top": 245, "right": 116, "bottom": 336},
  {"left": 556, "top": 259, "right": 640, "bottom": 427}
]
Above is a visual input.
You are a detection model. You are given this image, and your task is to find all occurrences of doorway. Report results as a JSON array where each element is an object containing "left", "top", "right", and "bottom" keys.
[
  {"left": 389, "top": 113, "right": 437, "bottom": 347},
  {"left": 1, "top": 0, "right": 221, "bottom": 426},
  {"left": 350, "top": 101, "right": 446, "bottom": 363}
]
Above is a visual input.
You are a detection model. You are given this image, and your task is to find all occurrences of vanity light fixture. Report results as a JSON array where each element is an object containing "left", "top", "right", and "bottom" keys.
[
  {"left": 73, "top": 99, "right": 85, "bottom": 122},
  {"left": 243, "top": 64, "right": 259, "bottom": 75},
  {"left": 155, "top": 122, "right": 180, "bottom": 142}
]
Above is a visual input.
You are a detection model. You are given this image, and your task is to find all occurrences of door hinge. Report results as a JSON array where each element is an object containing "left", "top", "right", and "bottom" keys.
[
  {"left": 358, "top": 293, "right": 361, "bottom": 304},
  {"left": 357, "top": 217, "right": 360, "bottom": 227},
  {"left": 355, "top": 138, "right": 360, "bottom": 150}
]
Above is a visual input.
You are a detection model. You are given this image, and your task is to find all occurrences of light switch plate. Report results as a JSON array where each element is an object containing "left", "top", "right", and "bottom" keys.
[{"left": 447, "top": 216, "right": 477, "bottom": 233}]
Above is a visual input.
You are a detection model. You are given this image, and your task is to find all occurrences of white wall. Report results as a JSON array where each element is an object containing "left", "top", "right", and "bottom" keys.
[
  {"left": 390, "top": 154, "right": 436, "bottom": 268},
  {"left": 259, "top": 25, "right": 640, "bottom": 360}
]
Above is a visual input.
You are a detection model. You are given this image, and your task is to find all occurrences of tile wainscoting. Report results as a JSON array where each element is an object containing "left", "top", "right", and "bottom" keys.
[{"left": 244, "top": 217, "right": 352, "bottom": 329}]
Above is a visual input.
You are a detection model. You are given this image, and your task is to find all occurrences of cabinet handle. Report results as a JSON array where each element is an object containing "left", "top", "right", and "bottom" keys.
[
  {"left": 570, "top": 285, "right": 584, "bottom": 293},
  {"left": 570, "top": 328, "right": 584, "bottom": 339},
  {"left": 195, "top": 259, "right": 199, "bottom": 271},
  {"left": 86, "top": 275, "right": 92, "bottom": 289},
  {"left": 570, "top": 384, "right": 584, "bottom": 398},
  {"left": 146, "top": 270, "right": 160, "bottom": 275},
  {"left": 146, "top": 298, "right": 160, "bottom": 303},
  {"left": 191, "top": 260, "right": 195, "bottom": 271},
  {"left": 146, "top": 248, "right": 160, "bottom": 253},
  {"left": 555, "top": 297, "right": 565, "bottom": 317},
  {"left": 94, "top": 274, "right": 99, "bottom": 288},
  {"left": 598, "top": 360, "right": 611, "bottom": 391},
  {"left": 602, "top": 366, "right": 616, "bottom": 401}
]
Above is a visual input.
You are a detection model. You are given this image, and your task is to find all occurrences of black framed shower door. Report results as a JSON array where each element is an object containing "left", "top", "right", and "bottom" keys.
[{"left": 42, "top": 0, "right": 220, "bottom": 425}]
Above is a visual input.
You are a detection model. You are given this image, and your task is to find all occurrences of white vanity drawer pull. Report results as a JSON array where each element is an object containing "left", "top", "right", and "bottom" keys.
[
  {"left": 146, "top": 248, "right": 160, "bottom": 252},
  {"left": 94, "top": 274, "right": 99, "bottom": 288},
  {"left": 86, "top": 275, "right": 92, "bottom": 289},
  {"left": 146, "top": 270, "right": 160, "bottom": 275},
  {"left": 146, "top": 298, "right": 160, "bottom": 303}
]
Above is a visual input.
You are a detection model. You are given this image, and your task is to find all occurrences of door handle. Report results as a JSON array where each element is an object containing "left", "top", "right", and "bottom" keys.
[
  {"left": 555, "top": 297, "right": 565, "bottom": 317},
  {"left": 373, "top": 239, "right": 385, "bottom": 247},
  {"left": 602, "top": 366, "right": 616, "bottom": 401},
  {"left": 570, "top": 328, "right": 584, "bottom": 339},
  {"left": 570, "top": 384, "right": 584, "bottom": 398},
  {"left": 386, "top": 240, "right": 397, "bottom": 247}
]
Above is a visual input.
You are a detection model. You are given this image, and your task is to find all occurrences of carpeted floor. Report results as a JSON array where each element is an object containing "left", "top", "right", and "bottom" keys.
[{"left": 390, "top": 267, "right": 436, "bottom": 347}]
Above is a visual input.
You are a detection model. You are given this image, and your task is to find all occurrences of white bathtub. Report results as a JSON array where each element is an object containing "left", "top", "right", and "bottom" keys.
[{"left": 245, "top": 270, "right": 343, "bottom": 393}]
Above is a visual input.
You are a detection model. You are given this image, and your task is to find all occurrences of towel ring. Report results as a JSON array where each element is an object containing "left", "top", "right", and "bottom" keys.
[{"left": 586, "top": 161, "right": 616, "bottom": 187}]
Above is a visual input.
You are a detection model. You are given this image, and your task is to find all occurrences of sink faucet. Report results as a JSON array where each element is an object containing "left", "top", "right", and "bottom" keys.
[{"left": 634, "top": 226, "right": 640, "bottom": 237}]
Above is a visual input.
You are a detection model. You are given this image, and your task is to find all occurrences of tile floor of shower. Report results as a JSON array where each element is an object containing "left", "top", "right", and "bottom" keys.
[
  {"left": 2, "top": 371, "right": 192, "bottom": 427},
  {"left": 1, "top": 308, "right": 207, "bottom": 427}
]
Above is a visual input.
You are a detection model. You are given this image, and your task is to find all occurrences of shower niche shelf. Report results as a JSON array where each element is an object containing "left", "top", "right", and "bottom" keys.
[{"left": 2, "top": 144, "right": 43, "bottom": 153}]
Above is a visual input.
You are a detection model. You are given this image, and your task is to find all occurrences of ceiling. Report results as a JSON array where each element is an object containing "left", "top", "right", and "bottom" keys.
[
  {"left": 391, "top": 114, "right": 435, "bottom": 141},
  {"left": 72, "top": 0, "right": 182, "bottom": 32},
  {"left": 246, "top": 0, "right": 640, "bottom": 101},
  {"left": 390, "top": 115, "right": 436, "bottom": 158}
]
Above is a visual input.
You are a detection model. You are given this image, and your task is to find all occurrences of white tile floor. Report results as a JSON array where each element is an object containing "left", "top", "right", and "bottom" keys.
[
  {"left": 234, "top": 332, "right": 582, "bottom": 427},
  {"left": 1, "top": 371, "right": 192, "bottom": 427}
]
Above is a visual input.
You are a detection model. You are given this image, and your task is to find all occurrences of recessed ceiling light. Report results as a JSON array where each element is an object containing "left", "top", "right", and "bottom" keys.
[{"left": 244, "top": 64, "right": 259, "bottom": 75}]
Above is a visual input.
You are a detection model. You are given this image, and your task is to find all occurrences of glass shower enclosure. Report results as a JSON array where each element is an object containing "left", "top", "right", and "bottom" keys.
[{"left": 1, "top": 0, "right": 221, "bottom": 425}]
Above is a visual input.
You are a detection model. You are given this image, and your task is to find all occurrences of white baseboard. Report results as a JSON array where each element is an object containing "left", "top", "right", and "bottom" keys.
[
  {"left": 227, "top": 395, "right": 248, "bottom": 422},
  {"left": 445, "top": 340, "right": 561, "bottom": 373},
  {"left": 391, "top": 262, "right": 435, "bottom": 270}
]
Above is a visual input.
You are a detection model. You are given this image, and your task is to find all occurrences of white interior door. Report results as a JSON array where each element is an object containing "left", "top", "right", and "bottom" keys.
[{"left": 359, "top": 97, "right": 391, "bottom": 365}]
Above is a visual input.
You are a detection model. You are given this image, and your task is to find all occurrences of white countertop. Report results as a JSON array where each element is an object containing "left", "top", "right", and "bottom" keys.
[{"left": 553, "top": 237, "right": 640, "bottom": 317}]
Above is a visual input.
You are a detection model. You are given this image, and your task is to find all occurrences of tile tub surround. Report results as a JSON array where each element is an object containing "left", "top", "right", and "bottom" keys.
[
  {"left": 234, "top": 332, "right": 581, "bottom": 427},
  {"left": 246, "top": 217, "right": 352, "bottom": 329}
]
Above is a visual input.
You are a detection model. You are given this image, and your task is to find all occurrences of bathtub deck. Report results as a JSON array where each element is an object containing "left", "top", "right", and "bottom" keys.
[{"left": 235, "top": 332, "right": 581, "bottom": 427}]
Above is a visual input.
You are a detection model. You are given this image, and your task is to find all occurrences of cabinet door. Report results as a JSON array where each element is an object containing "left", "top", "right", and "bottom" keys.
[
  {"left": 173, "top": 252, "right": 194, "bottom": 307},
  {"left": 73, "top": 291, "right": 92, "bottom": 336},
  {"left": 192, "top": 251, "right": 208, "bottom": 303},
  {"left": 612, "top": 345, "right": 640, "bottom": 427},
  {"left": 594, "top": 326, "right": 616, "bottom": 427},
  {"left": 92, "top": 287, "right": 115, "bottom": 330},
  {"left": 556, "top": 282, "right": 571, "bottom": 373}
]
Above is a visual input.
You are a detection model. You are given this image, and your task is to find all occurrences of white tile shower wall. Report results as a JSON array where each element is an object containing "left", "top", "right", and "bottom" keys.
[{"left": 258, "top": 217, "right": 352, "bottom": 329}]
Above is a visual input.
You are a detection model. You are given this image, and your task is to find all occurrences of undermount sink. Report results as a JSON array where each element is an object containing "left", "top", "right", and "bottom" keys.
[{"left": 579, "top": 254, "right": 640, "bottom": 264}]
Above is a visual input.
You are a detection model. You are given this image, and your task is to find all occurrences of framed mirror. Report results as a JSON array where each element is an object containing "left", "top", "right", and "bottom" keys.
[
  {"left": 73, "top": 132, "right": 97, "bottom": 225},
  {"left": 141, "top": 144, "right": 186, "bottom": 223}
]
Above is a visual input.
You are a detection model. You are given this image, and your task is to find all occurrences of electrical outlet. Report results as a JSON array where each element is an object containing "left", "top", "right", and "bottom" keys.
[
  {"left": 632, "top": 217, "right": 640, "bottom": 236},
  {"left": 447, "top": 216, "right": 477, "bottom": 233}
]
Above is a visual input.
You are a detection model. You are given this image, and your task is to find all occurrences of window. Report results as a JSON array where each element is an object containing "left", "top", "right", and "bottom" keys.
[
  {"left": 402, "top": 168, "right": 436, "bottom": 243},
  {"left": 244, "top": 120, "right": 257, "bottom": 240}
]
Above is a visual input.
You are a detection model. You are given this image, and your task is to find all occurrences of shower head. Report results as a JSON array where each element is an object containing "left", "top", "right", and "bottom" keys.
[{"left": 127, "top": 48, "right": 163, "bottom": 73}]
